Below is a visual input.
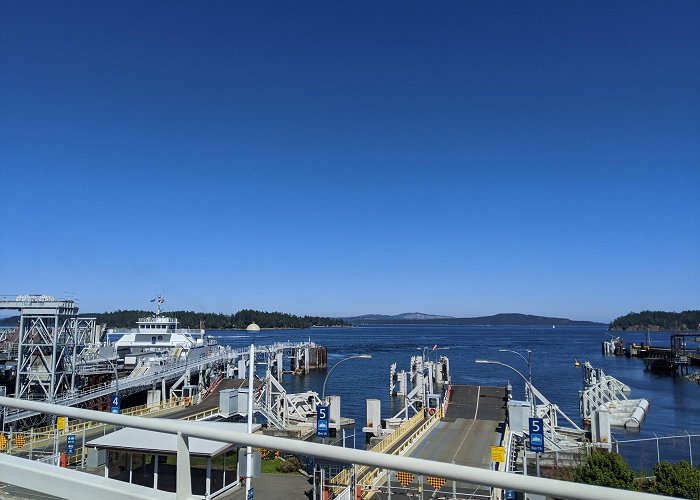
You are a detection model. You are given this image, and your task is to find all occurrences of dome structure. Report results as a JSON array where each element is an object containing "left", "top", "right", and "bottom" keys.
[{"left": 246, "top": 322, "right": 261, "bottom": 332}]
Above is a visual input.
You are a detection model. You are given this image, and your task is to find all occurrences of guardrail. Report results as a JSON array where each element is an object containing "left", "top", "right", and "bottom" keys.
[
  {"left": 357, "top": 408, "right": 443, "bottom": 498},
  {"left": 0, "top": 397, "right": 193, "bottom": 455},
  {"left": 329, "top": 408, "right": 443, "bottom": 498},
  {"left": 0, "top": 397, "right": 669, "bottom": 500}
]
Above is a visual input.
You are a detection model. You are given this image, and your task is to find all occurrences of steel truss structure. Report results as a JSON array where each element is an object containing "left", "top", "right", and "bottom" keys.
[{"left": 12, "top": 298, "right": 94, "bottom": 401}]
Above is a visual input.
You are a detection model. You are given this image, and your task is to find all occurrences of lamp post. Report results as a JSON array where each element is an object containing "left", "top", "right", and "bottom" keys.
[
  {"left": 498, "top": 349, "right": 532, "bottom": 406},
  {"left": 477, "top": 359, "right": 541, "bottom": 481},
  {"left": 245, "top": 343, "right": 255, "bottom": 499},
  {"left": 322, "top": 354, "right": 372, "bottom": 401},
  {"left": 475, "top": 359, "right": 533, "bottom": 416}
]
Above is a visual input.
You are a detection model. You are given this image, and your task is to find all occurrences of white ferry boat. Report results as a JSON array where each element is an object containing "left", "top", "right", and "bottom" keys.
[{"left": 106, "top": 296, "right": 206, "bottom": 352}]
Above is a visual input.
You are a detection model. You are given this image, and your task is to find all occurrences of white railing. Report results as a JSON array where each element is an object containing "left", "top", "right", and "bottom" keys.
[{"left": 0, "top": 396, "right": 671, "bottom": 500}]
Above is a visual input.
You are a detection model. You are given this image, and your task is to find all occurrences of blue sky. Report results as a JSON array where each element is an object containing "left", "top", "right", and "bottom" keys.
[{"left": 1, "top": 1, "right": 698, "bottom": 322}]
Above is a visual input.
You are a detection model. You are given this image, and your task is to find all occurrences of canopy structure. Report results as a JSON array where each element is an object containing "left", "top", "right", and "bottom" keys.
[{"left": 88, "top": 421, "right": 261, "bottom": 498}]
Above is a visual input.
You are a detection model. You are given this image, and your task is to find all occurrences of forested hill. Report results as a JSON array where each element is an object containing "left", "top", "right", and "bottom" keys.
[
  {"left": 347, "top": 313, "right": 603, "bottom": 326},
  {"left": 89, "top": 309, "right": 349, "bottom": 329},
  {"left": 609, "top": 310, "right": 700, "bottom": 331}
]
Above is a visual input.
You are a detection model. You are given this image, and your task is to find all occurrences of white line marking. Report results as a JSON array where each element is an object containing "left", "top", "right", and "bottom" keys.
[{"left": 450, "top": 385, "right": 481, "bottom": 463}]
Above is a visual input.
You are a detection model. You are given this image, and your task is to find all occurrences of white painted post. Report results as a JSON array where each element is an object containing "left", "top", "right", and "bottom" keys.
[
  {"left": 104, "top": 451, "right": 109, "bottom": 478},
  {"left": 154, "top": 454, "right": 159, "bottom": 489},
  {"left": 206, "top": 457, "right": 212, "bottom": 499},
  {"left": 176, "top": 431, "right": 192, "bottom": 499},
  {"left": 245, "top": 343, "right": 255, "bottom": 499},
  {"left": 655, "top": 433, "right": 660, "bottom": 463},
  {"left": 129, "top": 453, "right": 133, "bottom": 483},
  {"left": 387, "top": 469, "right": 392, "bottom": 499},
  {"left": 222, "top": 452, "right": 226, "bottom": 487}
]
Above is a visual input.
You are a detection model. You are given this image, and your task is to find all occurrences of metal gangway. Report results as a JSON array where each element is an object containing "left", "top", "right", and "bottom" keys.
[
  {"left": 4, "top": 340, "right": 321, "bottom": 426},
  {"left": 579, "top": 362, "right": 649, "bottom": 429}
]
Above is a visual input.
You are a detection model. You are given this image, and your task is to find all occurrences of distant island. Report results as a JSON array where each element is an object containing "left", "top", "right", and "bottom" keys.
[
  {"left": 343, "top": 312, "right": 604, "bottom": 327},
  {"left": 609, "top": 310, "right": 700, "bottom": 331},
  {"left": 86, "top": 309, "right": 349, "bottom": 330}
]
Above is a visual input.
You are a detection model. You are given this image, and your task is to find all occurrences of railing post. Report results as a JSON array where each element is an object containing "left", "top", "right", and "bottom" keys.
[
  {"left": 176, "top": 431, "right": 192, "bottom": 499},
  {"left": 688, "top": 432, "right": 693, "bottom": 467},
  {"left": 655, "top": 433, "right": 660, "bottom": 464}
]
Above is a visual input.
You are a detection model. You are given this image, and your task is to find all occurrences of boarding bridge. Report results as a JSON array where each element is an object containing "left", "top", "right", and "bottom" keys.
[
  {"left": 4, "top": 340, "right": 324, "bottom": 428},
  {"left": 580, "top": 362, "right": 649, "bottom": 428},
  {"left": 389, "top": 354, "right": 450, "bottom": 422}
]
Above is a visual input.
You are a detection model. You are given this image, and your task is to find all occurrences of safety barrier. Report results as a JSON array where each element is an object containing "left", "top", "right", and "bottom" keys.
[
  {"left": 0, "top": 397, "right": 192, "bottom": 455},
  {"left": 328, "top": 408, "right": 443, "bottom": 498},
  {"left": 0, "top": 396, "right": 671, "bottom": 500}
]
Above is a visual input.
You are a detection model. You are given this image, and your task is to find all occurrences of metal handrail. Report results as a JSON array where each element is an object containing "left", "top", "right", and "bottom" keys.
[{"left": 0, "top": 397, "right": 670, "bottom": 500}]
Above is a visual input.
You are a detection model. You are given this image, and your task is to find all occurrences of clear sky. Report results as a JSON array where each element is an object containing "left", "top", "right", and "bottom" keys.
[{"left": 1, "top": 1, "right": 698, "bottom": 323}]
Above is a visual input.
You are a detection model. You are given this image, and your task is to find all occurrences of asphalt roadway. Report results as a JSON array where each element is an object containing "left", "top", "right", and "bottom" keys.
[{"left": 373, "top": 385, "right": 507, "bottom": 499}]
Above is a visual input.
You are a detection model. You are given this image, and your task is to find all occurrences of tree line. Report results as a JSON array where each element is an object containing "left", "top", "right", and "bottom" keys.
[
  {"left": 91, "top": 309, "right": 349, "bottom": 329},
  {"left": 609, "top": 310, "right": 700, "bottom": 331}
]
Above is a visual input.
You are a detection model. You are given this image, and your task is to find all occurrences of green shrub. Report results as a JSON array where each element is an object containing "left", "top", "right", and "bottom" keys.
[
  {"left": 573, "top": 450, "right": 637, "bottom": 491},
  {"left": 651, "top": 461, "right": 700, "bottom": 499},
  {"left": 277, "top": 457, "right": 302, "bottom": 473}
]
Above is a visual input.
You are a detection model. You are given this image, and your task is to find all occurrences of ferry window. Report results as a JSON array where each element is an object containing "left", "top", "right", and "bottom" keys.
[{"left": 151, "top": 336, "right": 156, "bottom": 344}]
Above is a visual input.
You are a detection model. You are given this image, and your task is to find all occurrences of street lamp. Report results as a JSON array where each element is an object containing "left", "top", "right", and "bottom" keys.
[
  {"left": 498, "top": 349, "right": 532, "bottom": 405},
  {"left": 322, "top": 354, "right": 372, "bottom": 401},
  {"left": 475, "top": 359, "right": 533, "bottom": 416}
]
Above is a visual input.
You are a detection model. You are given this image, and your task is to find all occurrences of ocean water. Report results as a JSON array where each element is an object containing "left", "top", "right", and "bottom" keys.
[{"left": 210, "top": 325, "right": 700, "bottom": 445}]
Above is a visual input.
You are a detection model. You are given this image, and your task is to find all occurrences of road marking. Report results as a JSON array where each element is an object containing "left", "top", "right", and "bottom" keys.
[{"left": 450, "top": 385, "right": 481, "bottom": 463}]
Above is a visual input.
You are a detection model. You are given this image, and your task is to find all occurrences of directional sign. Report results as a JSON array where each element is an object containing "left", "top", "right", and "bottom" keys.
[
  {"left": 316, "top": 405, "right": 329, "bottom": 438},
  {"left": 529, "top": 417, "right": 544, "bottom": 452},
  {"left": 246, "top": 487, "right": 254, "bottom": 500},
  {"left": 66, "top": 434, "right": 76, "bottom": 454},
  {"left": 505, "top": 490, "right": 516, "bottom": 500},
  {"left": 110, "top": 394, "right": 121, "bottom": 414}
]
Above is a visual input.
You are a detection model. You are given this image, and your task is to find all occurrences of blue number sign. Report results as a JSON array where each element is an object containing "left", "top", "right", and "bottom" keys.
[
  {"left": 529, "top": 417, "right": 544, "bottom": 452},
  {"left": 317, "top": 405, "right": 329, "bottom": 438},
  {"left": 110, "top": 394, "right": 121, "bottom": 414},
  {"left": 66, "top": 434, "right": 76, "bottom": 454}
]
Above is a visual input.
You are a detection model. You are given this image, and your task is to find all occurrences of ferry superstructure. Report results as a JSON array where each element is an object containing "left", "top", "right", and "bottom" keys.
[{"left": 106, "top": 296, "right": 206, "bottom": 353}]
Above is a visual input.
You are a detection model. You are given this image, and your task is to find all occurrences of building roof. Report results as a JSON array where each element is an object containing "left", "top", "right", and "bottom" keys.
[{"left": 87, "top": 421, "right": 261, "bottom": 457}]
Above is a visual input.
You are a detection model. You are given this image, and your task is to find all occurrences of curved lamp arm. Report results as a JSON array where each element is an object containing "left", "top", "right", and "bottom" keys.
[{"left": 322, "top": 354, "right": 371, "bottom": 401}]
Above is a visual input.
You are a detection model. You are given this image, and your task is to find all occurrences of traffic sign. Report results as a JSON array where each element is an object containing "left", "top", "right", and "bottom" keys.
[
  {"left": 66, "top": 434, "right": 76, "bottom": 454},
  {"left": 396, "top": 471, "right": 414, "bottom": 487},
  {"left": 491, "top": 445, "right": 505, "bottom": 463},
  {"left": 529, "top": 417, "right": 544, "bottom": 452},
  {"left": 110, "top": 394, "right": 121, "bottom": 414},
  {"left": 316, "top": 405, "right": 329, "bottom": 438},
  {"left": 247, "top": 487, "right": 254, "bottom": 500},
  {"left": 427, "top": 476, "right": 446, "bottom": 490}
]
